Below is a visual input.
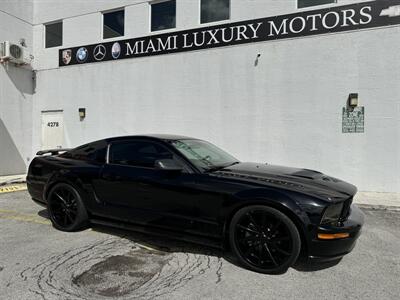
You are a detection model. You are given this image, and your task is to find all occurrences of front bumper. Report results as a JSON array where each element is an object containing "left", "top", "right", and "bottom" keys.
[{"left": 307, "top": 204, "right": 364, "bottom": 261}]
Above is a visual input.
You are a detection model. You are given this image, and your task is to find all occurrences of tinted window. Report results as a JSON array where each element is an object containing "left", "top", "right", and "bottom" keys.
[
  {"left": 110, "top": 141, "right": 173, "bottom": 168},
  {"left": 201, "top": 0, "right": 230, "bottom": 24},
  {"left": 62, "top": 141, "right": 107, "bottom": 163},
  {"left": 103, "top": 9, "right": 125, "bottom": 39},
  {"left": 151, "top": 0, "right": 176, "bottom": 32},
  {"left": 298, "top": 0, "right": 336, "bottom": 8},
  {"left": 45, "top": 21, "right": 62, "bottom": 48},
  {"left": 171, "top": 139, "right": 237, "bottom": 171}
]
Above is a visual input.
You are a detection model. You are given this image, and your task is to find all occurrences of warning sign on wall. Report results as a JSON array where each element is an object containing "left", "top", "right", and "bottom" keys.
[{"left": 342, "top": 107, "right": 365, "bottom": 133}]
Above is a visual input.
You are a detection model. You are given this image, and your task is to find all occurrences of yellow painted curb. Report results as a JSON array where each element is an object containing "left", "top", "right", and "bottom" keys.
[{"left": 0, "top": 184, "right": 27, "bottom": 194}]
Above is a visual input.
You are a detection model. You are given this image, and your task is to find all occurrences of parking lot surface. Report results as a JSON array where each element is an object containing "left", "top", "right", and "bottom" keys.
[{"left": 0, "top": 190, "right": 399, "bottom": 300}]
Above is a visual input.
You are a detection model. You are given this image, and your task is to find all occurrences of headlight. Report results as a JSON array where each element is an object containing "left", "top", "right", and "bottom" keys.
[{"left": 320, "top": 203, "right": 343, "bottom": 225}]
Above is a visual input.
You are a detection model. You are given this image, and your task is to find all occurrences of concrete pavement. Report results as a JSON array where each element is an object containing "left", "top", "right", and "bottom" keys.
[{"left": 0, "top": 190, "right": 399, "bottom": 300}]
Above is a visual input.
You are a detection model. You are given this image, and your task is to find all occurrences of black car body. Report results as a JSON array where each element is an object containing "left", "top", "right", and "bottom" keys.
[{"left": 27, "top": 135, "right": 364, "bottom": 273}]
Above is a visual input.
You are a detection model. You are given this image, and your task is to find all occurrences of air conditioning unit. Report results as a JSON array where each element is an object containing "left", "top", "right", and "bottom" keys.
[{"left": 0, "top": 41, "right": 31, "bottom": 65}]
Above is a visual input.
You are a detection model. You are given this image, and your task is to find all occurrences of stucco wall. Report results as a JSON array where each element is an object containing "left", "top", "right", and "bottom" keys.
[
  {"left": 1, "top": 0, "right": 400, "bottom": 192},
  {"left": 0, "top": 1, "right": 34, "bottom": 175}
]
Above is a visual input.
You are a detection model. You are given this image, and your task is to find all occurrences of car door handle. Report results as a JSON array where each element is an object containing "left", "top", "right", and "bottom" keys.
[{"left": 102, "top": 173, "right": 121, "bottom": 181}]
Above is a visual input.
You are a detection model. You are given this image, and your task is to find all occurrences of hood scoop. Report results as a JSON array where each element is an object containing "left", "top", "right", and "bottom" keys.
[
  {"left": 284, "top": 169, "right": 323, "bottom": 180},
  {"left": 215, "top": 171, "right": 305, "bottom": 189}
]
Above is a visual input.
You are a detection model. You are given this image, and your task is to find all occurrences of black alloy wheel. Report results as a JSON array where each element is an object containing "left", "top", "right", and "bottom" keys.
[
  {"left": 47, "top": 183, "right": 88, "bottom": 232},
  {"left": 229, "top": 205, "right": 301, "bottom": 274}
]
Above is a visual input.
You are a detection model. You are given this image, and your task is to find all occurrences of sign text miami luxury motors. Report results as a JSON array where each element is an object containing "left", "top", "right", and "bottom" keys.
[{"left": 59, "top": 0, "right": 400, "bottom": 67}]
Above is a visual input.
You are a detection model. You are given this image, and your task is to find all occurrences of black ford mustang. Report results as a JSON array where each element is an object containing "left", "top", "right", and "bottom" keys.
[{"left": 27, "top": 135, "right": 364, "bottom": 274}]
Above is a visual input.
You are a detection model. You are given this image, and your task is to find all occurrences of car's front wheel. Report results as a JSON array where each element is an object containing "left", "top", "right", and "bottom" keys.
[
  {"left": 229, "top": 205, "right": 301, "bottom": 274},
  {"left": 47, "top": 183, "right": 89, "bottom": 232}
]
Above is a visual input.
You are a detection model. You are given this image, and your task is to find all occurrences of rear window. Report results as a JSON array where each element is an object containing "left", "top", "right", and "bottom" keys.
[{"left": 61, "top": 141, "right": 107, "bottom": 163}]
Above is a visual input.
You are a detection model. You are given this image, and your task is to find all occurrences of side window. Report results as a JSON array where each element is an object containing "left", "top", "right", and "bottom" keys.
[
  {"left": 45, "top": 21, "right": 63, "bottom": 48},
  {"left": 298, "top": 0, "right": 336, "bottom": 9},
  {"left": 94, "top": 146, "right": 107, "bottom": 163},
  {"left": 201, "top": 0, "right": 230, "bottom": 24},
  {"left": 62, "top": 141, "right": 107, "bottom": 163},
  {"left": 151, "top": 0, "right": 176, "bottom": 32},
  {"left": 103, "top": 9, "right": 125, "bottom": 39},
  {"left": 110, "top": 141, "right": 173, "bottom": 168}
]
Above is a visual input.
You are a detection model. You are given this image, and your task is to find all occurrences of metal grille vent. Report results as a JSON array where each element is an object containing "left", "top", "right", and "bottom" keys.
[
  {"left": 0, "top": 43, "right": 5, "bottom": 57},
  {"left": 10, "top": 44, "right": 22, "bottom": 59}
]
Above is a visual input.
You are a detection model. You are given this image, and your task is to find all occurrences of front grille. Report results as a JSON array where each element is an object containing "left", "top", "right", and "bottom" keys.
[{"left": 340, "top": 197, "right": 353, "bottom": 222}]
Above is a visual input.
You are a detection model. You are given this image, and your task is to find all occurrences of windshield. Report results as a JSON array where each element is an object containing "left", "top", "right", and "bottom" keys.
[{"left": 171, "top": 139, "right": 239, "bottom": 171}]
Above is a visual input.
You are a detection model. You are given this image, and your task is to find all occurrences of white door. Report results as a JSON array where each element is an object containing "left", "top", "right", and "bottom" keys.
[{"left": 41, "top": 111, "right": 64, "bottom": 150}]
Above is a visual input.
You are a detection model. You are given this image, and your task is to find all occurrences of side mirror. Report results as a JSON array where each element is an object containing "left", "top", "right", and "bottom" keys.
[{"left": 155, "top": 159, "right": 183, "bottom": 172}]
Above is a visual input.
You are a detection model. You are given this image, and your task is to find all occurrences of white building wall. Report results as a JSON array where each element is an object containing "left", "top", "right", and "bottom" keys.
[
  {"left": 2, "top": 0, "right": 400, "bottom": 192},
  {"left": 0, "top": 0, "right": 34, "bottom": 175}
]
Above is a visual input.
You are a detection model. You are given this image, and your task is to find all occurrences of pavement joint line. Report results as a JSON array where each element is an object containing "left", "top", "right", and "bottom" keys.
[
  {"left": 0, "top": 209, "right": 51, "bottom": 225},
  {"left": 357, "top": 204, "right": 400, "bottom": 212},
  {"left": 0, "top": 209, "right": 16, "bottom": 213},
  {"left": 0, "top": 209, "right": 104, "bottom": 234},
  {"left": 0, "top": 211, "right": 51, "bottom": 225},
  {"left": 0, "top": 215, "right": 51, "bottom": 225}
]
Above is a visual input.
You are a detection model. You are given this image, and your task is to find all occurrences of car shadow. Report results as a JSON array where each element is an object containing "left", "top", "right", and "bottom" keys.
[
  {"left": 37, "top": 208, "right": 342, "bottom": 274},
  {"left": 293, "top": 258, "right": 342, "bottom": 272},
  {"left": 90, "top": 224, "right": 270, "bottom": 274},
  {"left": 38, "top": 209, "right": 50, "bottom": 219}
]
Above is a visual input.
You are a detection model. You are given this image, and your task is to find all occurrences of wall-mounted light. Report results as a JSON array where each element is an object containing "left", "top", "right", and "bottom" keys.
[
  {"left": 79, "top": 108, "right": 86, "bottom": 121},
  {"left": 254, "top": 53, "right": 261, "bottom": 67},
  {"left": 348, "top": 93, "right": 359, "bottom": 108}
]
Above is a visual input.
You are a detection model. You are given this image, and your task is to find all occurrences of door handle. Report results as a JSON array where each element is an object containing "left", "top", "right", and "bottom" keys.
[
  {"left": 103, "top": 173, "right": 125, "bottom": 181},
  {"left": 102, "top": 173, "right": 117, "bottom": 181}
]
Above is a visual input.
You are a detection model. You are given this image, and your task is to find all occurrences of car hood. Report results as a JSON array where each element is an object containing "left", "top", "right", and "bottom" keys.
[{"left": 215, "top": 162, "right": 357, "bottom": 202}]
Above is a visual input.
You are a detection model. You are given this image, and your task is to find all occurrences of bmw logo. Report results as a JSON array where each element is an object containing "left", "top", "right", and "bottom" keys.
[
  {"left": 76, "top": 47, "right": 88, "bottom": 63},
  {"left": 111, "top": 42, "right": 121, "bottom": 59}
]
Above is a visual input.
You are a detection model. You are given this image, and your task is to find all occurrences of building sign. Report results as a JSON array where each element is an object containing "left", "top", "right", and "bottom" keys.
[
  {"left": 59, "top": 0, "right": 400, "bottom": 67},
  {"left": 342, "top": 107, "right": 365, "bottom": 133}
]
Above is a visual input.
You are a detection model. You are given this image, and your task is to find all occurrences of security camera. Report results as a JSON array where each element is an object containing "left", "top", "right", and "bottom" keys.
[{"left": 19, "top": 38, "right": 26, "bottom": 47}]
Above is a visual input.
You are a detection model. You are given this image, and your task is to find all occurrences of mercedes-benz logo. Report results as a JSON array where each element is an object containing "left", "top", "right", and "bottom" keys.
[{"left": 93, "top": 44, "right": 106, "bottom": 61}]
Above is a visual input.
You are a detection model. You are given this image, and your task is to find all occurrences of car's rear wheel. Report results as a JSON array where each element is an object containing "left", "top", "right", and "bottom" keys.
[
  {"left": 47, "top": 183, "right": 88, "bottom": 232},
  {"left": 229, "top": 205, "right": 301, "bottom": 274}
]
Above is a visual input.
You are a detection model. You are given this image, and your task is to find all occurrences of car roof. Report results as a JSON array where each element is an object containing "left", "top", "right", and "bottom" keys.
[{"left": 106, "top": 134, "right": 197, "bottom": 142}]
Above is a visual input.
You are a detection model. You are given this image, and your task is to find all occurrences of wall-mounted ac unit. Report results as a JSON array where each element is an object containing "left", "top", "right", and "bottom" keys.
[{"left": 0, "top": 41, "right": 32, "bottom": 65}]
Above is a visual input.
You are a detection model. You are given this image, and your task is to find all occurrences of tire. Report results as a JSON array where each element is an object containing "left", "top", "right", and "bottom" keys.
[
  {"left": 47, "top": 183, "right": 89, "bottom": 232},
  {"left": 229, "top": 205, "right": 301, "bottom": 274}
]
